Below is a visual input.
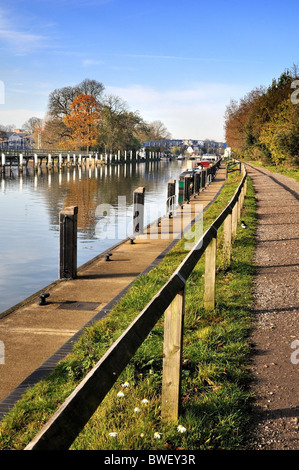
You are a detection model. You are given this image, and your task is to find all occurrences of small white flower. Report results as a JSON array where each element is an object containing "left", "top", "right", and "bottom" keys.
[
  {"left": 177, "top": 425, "right": 187, "bottom": 433},
  {"left": 108, "top": 432, "right": 117, "bottom": 438},
  {"left": 140, "top": 433, "right": 145, "bottom": 438},
  {"left": 121, "top": 382, "right": 130, "bottom": 388},
  {"left": 154, "top": 432, "right": 161, "bottom": 439},
  {"left": 117, "top": 391, "right": 124, "bottom": 398},
  {"left": 141, "top": 398, "right": 149, "bottom": 404},
  {"left": 134, "top": 407, "right": 141, "bottom": 413}
]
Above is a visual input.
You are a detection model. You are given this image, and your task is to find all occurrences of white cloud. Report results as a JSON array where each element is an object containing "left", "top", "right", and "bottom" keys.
[
  {"left": 0, "top": 108, "right": 44, "bottom": 128},
  {"left": 82, "top": 59, "right": 104, "bottom": 67},
  {"left": 0, "top": 7, "right": 49, "bottom": 55},
  {"left": 106, "top": 83, "right": 248, "bottom": 141}
]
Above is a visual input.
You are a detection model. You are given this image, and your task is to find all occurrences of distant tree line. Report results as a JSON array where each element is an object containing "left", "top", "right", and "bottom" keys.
[
  {"left": 224, "top": 66, "right": 299, "bottom": 167},
  {"left": 34, "top": 78, "right": 171, "bottom": 152}
]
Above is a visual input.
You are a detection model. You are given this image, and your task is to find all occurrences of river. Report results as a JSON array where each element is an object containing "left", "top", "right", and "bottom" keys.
[{"left": 0, "top": 159, "right": 186, "bottom": 314}]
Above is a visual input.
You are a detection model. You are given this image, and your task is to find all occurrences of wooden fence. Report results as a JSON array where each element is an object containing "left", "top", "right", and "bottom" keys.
[{"left": 25, "top": 162, "right": 247, "bottom": 451}]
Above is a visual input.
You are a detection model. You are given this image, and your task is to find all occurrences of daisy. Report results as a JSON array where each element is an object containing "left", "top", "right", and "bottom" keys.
[
  {"left": 177, "top": 425, "right": 187, "bottom": 433},
  {"left": 121, "top": 382, "right": 130, "bottom": 388},
  {"left": 141, "top": 398, "right": 149, "bottom": 404},
  {"left": 154, "top": 432, "right": 161, "bottom": 439},
  {"left": 117, "top": 391, "right": 124, "bottom": 398},
  {"left": 108, "top": 432, "right": 117, "bottom": 438},
  {"left": 134, "top": 407, "right": 141, "bottom": 413}
]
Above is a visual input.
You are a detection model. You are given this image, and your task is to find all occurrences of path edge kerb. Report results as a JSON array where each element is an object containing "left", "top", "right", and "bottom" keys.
[{"left": 0, "top": 177, "right": 225, "bottom": 421}]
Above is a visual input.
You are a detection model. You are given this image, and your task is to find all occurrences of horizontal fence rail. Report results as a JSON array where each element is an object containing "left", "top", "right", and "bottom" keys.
[{"left": 25, "top": 161, "right": 247, "bottom": 451}]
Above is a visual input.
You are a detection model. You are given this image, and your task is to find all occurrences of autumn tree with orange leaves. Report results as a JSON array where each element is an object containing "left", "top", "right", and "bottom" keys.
[{"left": 62, "top": 94, "right": 101, "bottom": 151}]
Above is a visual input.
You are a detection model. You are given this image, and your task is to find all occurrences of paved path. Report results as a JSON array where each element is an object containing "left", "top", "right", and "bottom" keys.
[
  {"left": 246, "top": 164, "right": 299, "bottom": 450},
  {"left": 0, "top": 164, "right": 227, "bottom": 420}
]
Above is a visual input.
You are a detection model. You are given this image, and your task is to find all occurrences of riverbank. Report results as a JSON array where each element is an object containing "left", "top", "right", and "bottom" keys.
[
  {"left": 0, "top": 164, "right": 258, "bottom": 450},
  {"left": 0, "top": 164, "right": 226, "bottom": 417}
]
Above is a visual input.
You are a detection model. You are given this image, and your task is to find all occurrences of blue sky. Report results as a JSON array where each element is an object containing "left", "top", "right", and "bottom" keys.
[{"left": 0, "top": 0, "right": 298, "bottom": 141}]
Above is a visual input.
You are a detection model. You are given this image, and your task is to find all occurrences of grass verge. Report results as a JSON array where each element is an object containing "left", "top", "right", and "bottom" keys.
[{"left": 0, "top": 171, "right": 257, "bottom": 450}]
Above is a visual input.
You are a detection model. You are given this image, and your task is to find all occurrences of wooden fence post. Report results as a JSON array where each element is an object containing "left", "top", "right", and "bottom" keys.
[
  {"left": 237, "top": 192, "right": 242, "bottom": 222},
  {"left": 204, "top": 234, "right": 217, "bottom": 310},
  {"left": 223, "top": 212, "right": 232, "bottom": 266},
  {"left": 133, "top": 187, "right": 145, "bottom": 235},
  {"left": 232, "top": 200, "right": 238, "bottom": 238},
  {"left": 161, "top": 285, "right": 185, "bottom": 422},
  {"left": 59, "top": 206, "right": 78, "bottom": 279}
]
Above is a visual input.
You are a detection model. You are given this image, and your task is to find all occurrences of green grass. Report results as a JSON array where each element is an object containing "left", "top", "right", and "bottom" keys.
[{"left": 0, "top": 171, "right": 257, "bottom": 450}]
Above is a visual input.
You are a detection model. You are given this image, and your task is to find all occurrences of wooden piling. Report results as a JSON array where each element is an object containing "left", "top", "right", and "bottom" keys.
[
  {"left": 59, "top": 206, "right": 78, "bottom": 280},
  {"left": 167, "top": 179, "right": 176, "bottom": 217},
  {"left": 133, "top": 187, "right": 145, "bottom": 235}
]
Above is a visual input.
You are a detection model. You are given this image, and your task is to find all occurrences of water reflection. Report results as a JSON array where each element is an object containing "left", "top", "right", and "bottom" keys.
[{"left": 0, "top": 160, "right": 186, "bottom": 314}]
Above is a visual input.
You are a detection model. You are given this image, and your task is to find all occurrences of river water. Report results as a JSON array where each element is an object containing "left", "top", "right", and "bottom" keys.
[{"left": 0, "top": 159, "right": 186, "bottom": 314}]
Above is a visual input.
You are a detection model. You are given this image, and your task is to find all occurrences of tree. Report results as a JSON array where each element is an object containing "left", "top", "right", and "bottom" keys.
[
  {"left": 99, "top": 94, "right": 144, "bottom": 153},
  {"left": 224, "top": 67, "right": 299, "bottom": 166},
  {"left": 48, "top": 78, "right": 104, "bottom": 119},
  {"left": 134, "top": 120, "right": 172, "bottom": 153},
  {"left": 22, "top": 117, "right": 42, "bottom": 133},
  {"left": 63, "top": 94, "right": 101, "bottom": 151},
  {"left": 146, "top": 120, "right": 171, "bottom": 141},
  {"left": 39, "top": 115, "right": 71, "bottom": 150}
]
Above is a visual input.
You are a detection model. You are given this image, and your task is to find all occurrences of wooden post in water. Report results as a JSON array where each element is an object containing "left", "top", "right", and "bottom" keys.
[
  {"left": 161, "top": 285, "right": 185, "bottom": 422},
  {"left": 18, "top": 153, "right": 23, "bottom": 173},
  {"left": 1, "top": 153, "right": 5, "bottom": 173},
  {"left": 133, "top": 187, "right": 145, "bottom": 235},
  {"left": 204, "top": 234, "right": 217, "bottom": 310},
  {"left": 33, "top": 154, "right": 38, "bottom": 171},
  {"left": 59, "top": 206, "right": 78, "bottom": 280}
]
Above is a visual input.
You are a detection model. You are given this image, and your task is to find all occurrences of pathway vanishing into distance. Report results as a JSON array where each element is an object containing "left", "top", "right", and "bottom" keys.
[
  {"left": 0, "top": 164, "right": 227, "bottom": 421},
  {"left": 246, "top": 164, "right": 299, "bottom": 450}
]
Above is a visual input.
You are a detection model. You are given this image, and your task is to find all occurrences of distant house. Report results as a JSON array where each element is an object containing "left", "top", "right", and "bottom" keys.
[{"left": 0, "top": 130, "right": 33, "bottom": 149}]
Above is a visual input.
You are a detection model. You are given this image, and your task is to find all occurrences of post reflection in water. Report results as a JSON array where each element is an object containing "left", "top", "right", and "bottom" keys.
[{"left": 0, "top": 160, "right": 186, "bottom": 314}]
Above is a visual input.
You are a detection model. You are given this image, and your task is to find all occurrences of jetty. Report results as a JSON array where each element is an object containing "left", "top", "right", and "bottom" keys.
[{"left": 0, "top": 148, "right": 161, "bottom": 173}]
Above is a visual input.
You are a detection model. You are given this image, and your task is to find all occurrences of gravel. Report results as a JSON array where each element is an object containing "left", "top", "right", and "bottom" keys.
[{"left": 246, "top": 166, "right": 299, "bottom": 450}]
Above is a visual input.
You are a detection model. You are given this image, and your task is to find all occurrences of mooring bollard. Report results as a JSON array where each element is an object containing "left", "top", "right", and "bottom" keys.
[
  {"left": 59, "top": 206, "right": 78, "bottom": 280},
  {"left": 133, "top": 187, "right": 145, "bottom": 235},
  {"left": 167, "top": 179, "right": 176, "bottom": 217}
]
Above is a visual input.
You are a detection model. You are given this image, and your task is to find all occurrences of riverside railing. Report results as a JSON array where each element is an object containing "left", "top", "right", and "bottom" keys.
[{"left": 25, "top": 162, "right": 247, "bottom": 451}]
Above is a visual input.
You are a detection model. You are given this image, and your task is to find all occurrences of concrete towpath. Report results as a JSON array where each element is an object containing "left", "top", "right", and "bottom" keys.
[
  {"left": 246, "top": 164, "right": 299, "bottom": 450},
  {"left": 0, "top": 163, "right": 227, "bottom": 420}
]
